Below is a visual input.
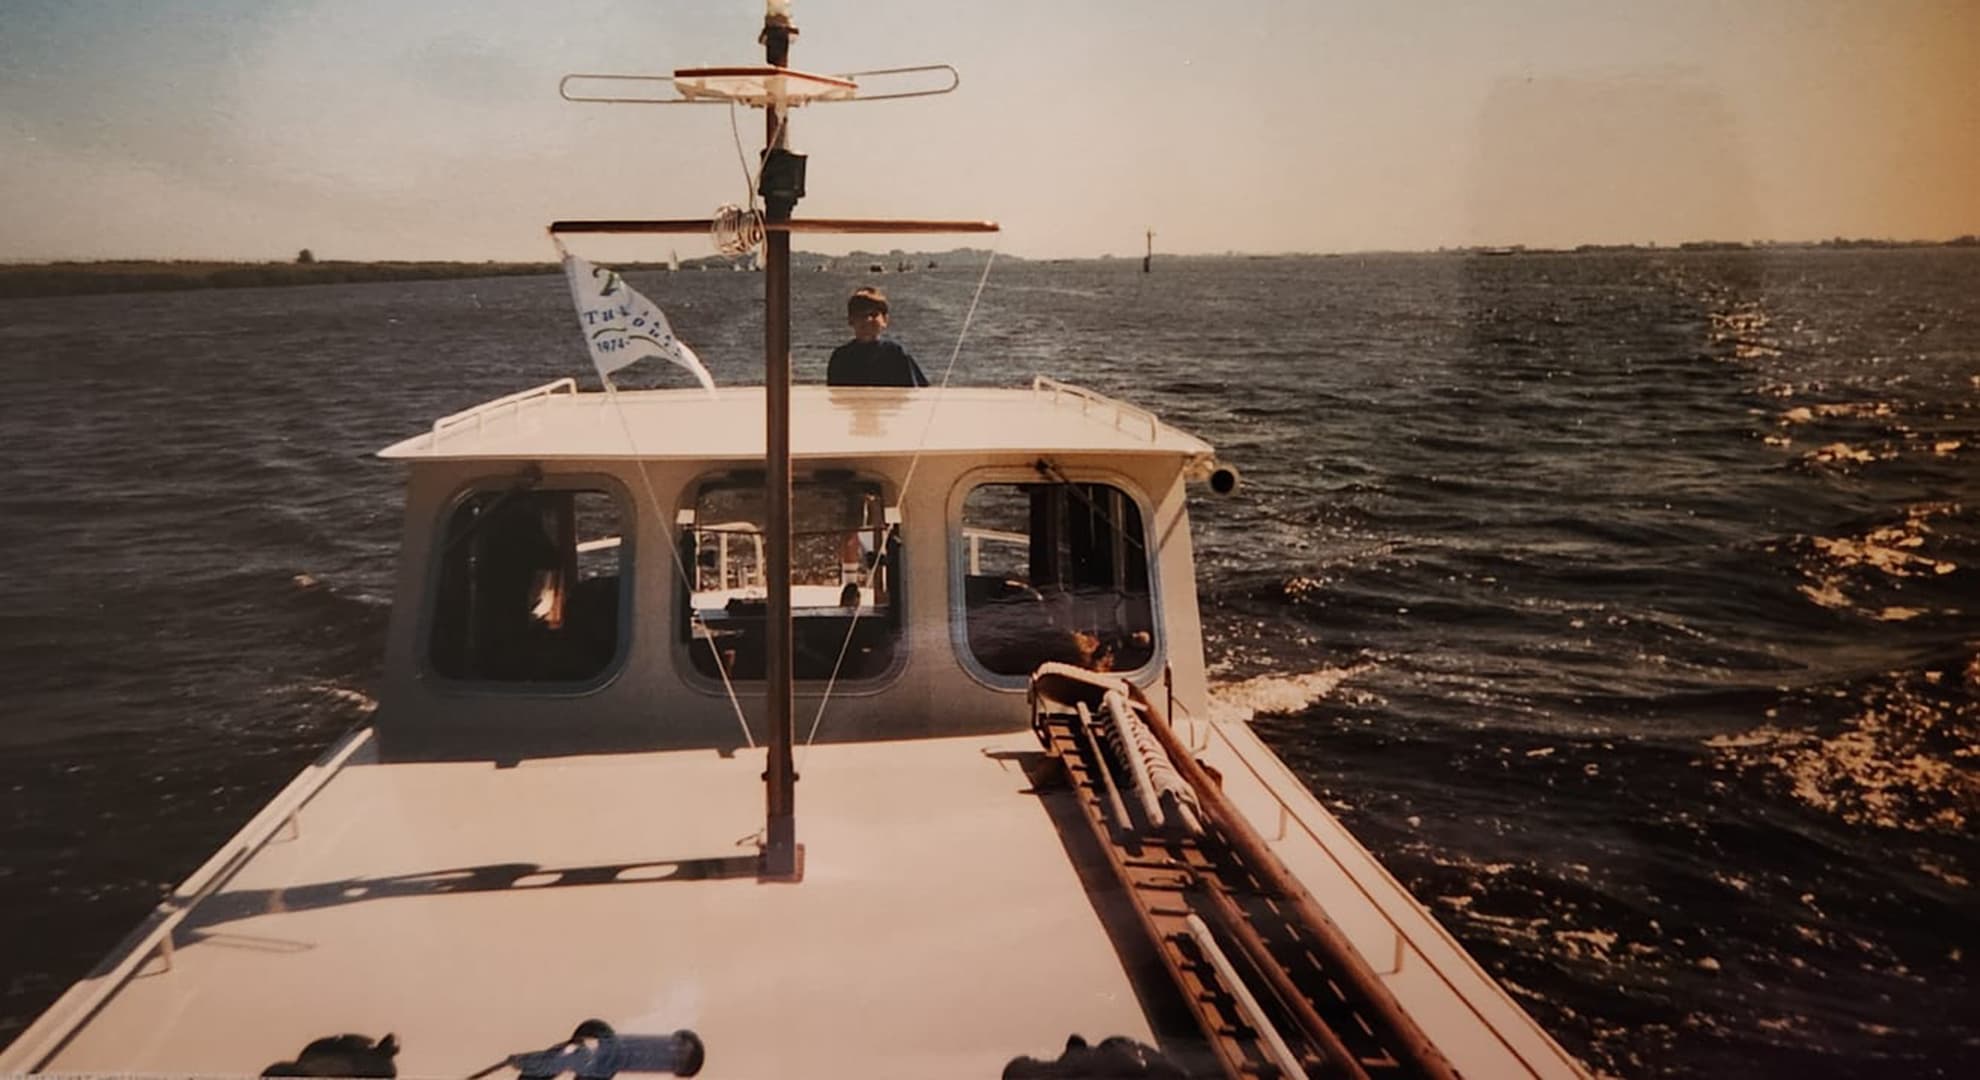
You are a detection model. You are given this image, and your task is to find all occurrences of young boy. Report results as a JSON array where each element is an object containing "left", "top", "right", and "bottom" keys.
[{"left": 825, "top": 286, "right": 929, "bottom": 387}]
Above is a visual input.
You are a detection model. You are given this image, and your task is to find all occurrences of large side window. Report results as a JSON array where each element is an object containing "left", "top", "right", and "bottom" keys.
[
  {"left": 681, "top": 475, "right": 900, "bottom": 682},
  {"left": 429, "top": 488, "right": 625, "bottom": 683},
  {"left": 961, "top": 481, "right": 1156, "bottom": 677}
]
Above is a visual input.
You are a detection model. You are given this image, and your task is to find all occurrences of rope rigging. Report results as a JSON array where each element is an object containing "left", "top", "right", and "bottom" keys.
[
  {"left": 555, "top": 232, "right": 759, "bottom": 749},
  {"left": 710, "top": 204, "right": 766, "bottom": 258},
  {"left": 800, "top": 244, "right": 1000, "bottom": 763}
]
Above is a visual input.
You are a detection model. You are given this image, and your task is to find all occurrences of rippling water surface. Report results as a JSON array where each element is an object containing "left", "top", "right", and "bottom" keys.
[{"left": 2, "top": 250, "right": 1975, "bottom": 1076}]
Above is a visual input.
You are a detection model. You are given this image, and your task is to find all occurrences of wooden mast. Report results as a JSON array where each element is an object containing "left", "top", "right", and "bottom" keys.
[
  {"left": 547, "top": 6, "right": 996, "bottom": 882},
  {"left": 760, "top": 0, "right": 800, "bottom": 880}
]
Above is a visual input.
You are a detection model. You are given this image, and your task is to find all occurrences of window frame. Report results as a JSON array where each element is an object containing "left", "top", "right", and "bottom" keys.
[
  {"left": 418, "top": 472, "right": 636, "bottom": 695},
  {"left": 672, "top": 467, "right": 909, "bottom": 695},
  {"left": 946, "top": 465, "right": 1167, "bottom": 692}
]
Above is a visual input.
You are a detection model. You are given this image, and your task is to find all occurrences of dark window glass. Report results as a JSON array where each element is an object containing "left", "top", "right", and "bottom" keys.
[
  {"left": 961, "top": 482, "right": 1155, "bottom": 676},
  {"left": 429, "top": 489, "right": 624, "bottom": 682},
  {"left": 683, "top": 477, "right": 899, "bottom": 681}
]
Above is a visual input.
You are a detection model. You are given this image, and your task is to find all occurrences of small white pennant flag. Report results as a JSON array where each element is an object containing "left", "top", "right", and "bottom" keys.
[{"left": 562, "top": 253, "right": 716, "bottom": 392}]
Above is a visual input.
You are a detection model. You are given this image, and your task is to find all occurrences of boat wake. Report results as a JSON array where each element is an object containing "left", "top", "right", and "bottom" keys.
[{"left": 1205, "top": 665, "right": 1371, "bottom": 725}]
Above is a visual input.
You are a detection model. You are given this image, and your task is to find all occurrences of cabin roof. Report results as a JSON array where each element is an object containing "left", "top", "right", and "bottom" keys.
[{"left": 377, "top": 378, "right": 1217, "bottom": 462}]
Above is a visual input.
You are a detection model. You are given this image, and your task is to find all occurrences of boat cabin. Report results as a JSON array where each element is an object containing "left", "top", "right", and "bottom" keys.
[{"left": 372, "top": 377, "right": 1219, "bottom": 759}]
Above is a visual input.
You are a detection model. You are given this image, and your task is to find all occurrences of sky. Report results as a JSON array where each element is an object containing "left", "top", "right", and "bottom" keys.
[{"left": 2, "top": 0, "right": 1975, "bottom": 261}]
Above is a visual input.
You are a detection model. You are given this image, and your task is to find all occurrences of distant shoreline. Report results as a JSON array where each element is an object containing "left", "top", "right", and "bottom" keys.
[
  {"left": 0, "top": 248, "right": 987, "bottom": 299},
  {"left": 0, "top": 259, "right": 567, "bottom": 300},
  {"left": 3, "top": 238, "right": 1974, "bottom": 299}
]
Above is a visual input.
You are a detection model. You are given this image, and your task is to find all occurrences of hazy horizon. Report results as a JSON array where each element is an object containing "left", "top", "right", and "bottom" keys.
[
  {"left": 4, "top": 1, "right": 1975, "bottom": 263},
  {"left": 8, "top": 232, "right": 1980, "bottom": 270}
]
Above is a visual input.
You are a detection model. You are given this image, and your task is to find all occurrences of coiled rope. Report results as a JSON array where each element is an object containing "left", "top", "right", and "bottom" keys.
[
  {"left": 710, "top": 102, "right": 786, "bottom": 259},
  {"left": 711, "top": 204, "right": 766, "bottom": 257}
]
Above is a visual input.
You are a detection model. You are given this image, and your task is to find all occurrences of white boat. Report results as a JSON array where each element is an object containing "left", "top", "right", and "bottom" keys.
[{"left": 2, "top": 7, "right": 1589, "bottom": 1079}]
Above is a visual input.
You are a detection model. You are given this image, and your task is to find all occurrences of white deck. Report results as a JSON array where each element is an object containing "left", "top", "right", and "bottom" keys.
[
  {"left": 19, "top": 716, "right": 1589, "bottom": 1080},
  {"left": 34, "top": 732, "right": 1153, "bottom": 1078},
  {"left": 378, "top": 379, "right": 1216, "bottom": 462}
]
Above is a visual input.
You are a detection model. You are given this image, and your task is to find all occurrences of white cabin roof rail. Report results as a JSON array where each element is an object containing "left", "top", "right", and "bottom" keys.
[
  {"left": 1031, "top": 376, "right": 1162, "bottom": 444},
  {"left": 429, "top": 378, "right": 578, "bottom": 443}
]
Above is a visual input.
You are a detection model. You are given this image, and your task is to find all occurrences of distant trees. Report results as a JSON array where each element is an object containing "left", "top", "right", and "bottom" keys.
[
  {"left": 0, "top": 259, "right": 563, "bottom": 299},
  {"left": 296, "top": 248, "right": 316, "bottom": 264}
]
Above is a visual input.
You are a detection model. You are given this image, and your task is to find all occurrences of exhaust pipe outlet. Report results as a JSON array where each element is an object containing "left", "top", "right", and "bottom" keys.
[{"left": 1187, "top": 459, "right": 1241, "bottom": 496}]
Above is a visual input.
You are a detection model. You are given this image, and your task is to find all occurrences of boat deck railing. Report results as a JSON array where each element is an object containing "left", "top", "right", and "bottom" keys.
[
  {"left": 429, "top": 378, "right": 580, "bottom": 441},
  {"left": 962, "top": 526, "right": 1026, "bottom": 575},
  {"left": 0, "top": 728, "right": 378, "bottom": 1072},
  {"left": 1032, "top": 376, "right": 1162, "bottom": 443},
  {"left": 1172, "top": 700, "right": 1568, "bottom": 1077},
  {"left": 1030, "top": 670, "right": 1460, "bottom": 1079},
  {"left": 1181, "top": 708, "right": 1414, "bottom": 973},
  {"left": 688, "top": 521, "right": 768, "bottom": 593}
]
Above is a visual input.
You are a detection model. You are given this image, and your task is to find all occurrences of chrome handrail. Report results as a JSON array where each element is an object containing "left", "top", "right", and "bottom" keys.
[
  {"left": 430, "top": 378, "right": 578, "bottom": 441},
  {"left": 0, "top": 728, "right": 376, "bottom": 1072},
  {"left": 1189, "top": 711, "right": 1562, "bottom": 1074},
  {"left": 1031, "top": 376, "right": 1163, "bottom": 443}
]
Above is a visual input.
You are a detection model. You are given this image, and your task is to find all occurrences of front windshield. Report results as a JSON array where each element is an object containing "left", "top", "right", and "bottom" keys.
[{"left": 681, "top": 475, "right": 899, "bottom": 681}]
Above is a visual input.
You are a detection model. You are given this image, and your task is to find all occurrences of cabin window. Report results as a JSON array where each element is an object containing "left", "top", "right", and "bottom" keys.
[
  {"left": 960, "top": 481, "right": 1156, "bottom": 678},
  {"left": 428, "top": 487, "right": 626, "bottom": 683},
  {"left": 681, "top": 475, "right": 900, "bottom": 682}
]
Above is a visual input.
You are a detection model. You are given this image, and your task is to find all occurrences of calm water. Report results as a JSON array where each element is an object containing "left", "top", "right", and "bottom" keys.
[{"left": 2, "top": 251, "right": 1975, "bottom": 1076}]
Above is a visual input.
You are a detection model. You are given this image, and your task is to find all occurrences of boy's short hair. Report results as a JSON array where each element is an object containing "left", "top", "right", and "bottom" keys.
[{"left": 847, "top": 286, "right": 889, "bottom": 316}]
